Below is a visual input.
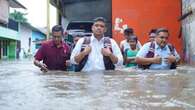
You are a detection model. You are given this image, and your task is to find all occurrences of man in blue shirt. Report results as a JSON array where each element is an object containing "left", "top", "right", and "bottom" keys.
[{"left": 135, "top": 28, "right": 180, "bottom": 70}]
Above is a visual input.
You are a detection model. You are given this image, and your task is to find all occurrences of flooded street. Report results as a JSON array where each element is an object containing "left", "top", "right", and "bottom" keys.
[{"left": 0, "top": 60, "right": 195, "bottom": 110}]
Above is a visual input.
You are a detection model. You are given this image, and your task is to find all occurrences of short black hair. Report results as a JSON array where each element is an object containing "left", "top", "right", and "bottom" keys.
[
  {"left": 156, "top": 28, "right": 169, "bottom": 35},
  {"left": 93, "top": 17, "right": 106, "bottom": 23},
  {"left": 52, "top": 25, "right": 64, "bottom": 34},
  {"left": 124, "top": 27, "right": 134, "bottom": 36},
  {"left": 149, "top": 29, "right": 157, "bottom": 35}
]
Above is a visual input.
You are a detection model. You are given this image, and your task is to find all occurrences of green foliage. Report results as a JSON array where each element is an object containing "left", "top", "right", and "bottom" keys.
[{"left": 9, "top": 10, "right": 28, "bottom": 23}]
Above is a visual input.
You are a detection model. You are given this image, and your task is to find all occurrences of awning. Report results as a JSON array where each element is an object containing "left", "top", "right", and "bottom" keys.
[{"left": 32, "top": 39, "right": 47, "bottom": 44}]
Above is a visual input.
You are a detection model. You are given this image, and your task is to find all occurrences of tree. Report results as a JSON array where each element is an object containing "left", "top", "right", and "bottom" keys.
[{"left": 9, "top": 10, "right": 28, "bottom": 23}]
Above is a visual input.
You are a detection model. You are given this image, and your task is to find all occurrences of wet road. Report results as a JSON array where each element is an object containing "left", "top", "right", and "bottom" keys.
[{"left": 0, "top": 60, "right": 195, "bottom": 110}]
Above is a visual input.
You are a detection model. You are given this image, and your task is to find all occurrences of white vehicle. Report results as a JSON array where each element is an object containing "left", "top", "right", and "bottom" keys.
[{"left": 64, "top": 21, "right": 93, "bottom": 45}]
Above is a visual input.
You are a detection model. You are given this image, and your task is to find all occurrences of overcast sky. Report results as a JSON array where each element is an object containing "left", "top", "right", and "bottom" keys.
[{"left": 12, "top": 0, "right": 57, "bottom": 29}]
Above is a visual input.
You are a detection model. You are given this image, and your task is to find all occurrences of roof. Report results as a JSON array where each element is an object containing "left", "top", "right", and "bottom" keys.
[
  {"left": 20, "top": 22, "right": 46, "bottom": 35},
  {"left": 9, "top": 0, "right": 26, "bottom": 9}
]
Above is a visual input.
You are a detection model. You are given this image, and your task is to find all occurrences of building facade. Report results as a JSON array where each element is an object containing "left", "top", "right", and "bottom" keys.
[
  {"left": 31, "top": 29, "right": 46, "bottom": 55},
  {"left": 0, "top": 0, "right": 46, "bottom": 60},
  {"left": 0, "top": 0, "right": 25, "bottom": 59},
  {"left": 19, "top": 23, "right": 46, "bottom": 59},
  {"left": 0, "top": 18, "right": 20, "bottom": 59}
]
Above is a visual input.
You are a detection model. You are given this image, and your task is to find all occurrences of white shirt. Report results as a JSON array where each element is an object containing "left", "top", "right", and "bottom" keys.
[
  {"left": 70, "top": 34, "right": 123, "bottom": 72},
  {"left": 120, "top": 39, "right": 142, "bottom": 52}
]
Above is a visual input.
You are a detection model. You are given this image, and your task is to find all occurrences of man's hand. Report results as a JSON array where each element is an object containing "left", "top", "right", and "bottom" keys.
[
  {"left": 101, "top": 47, "right": 112, "bottom": 57},
  {"left": 83, "top": 45, "right": 91, "bottom": 56},
  {"left": 65, "top": 60, "right": 71, "bottom": 67},
  {"left": 40, "top": 63, "right": 48, "bottom": 72},
  {"left": 165, "top": 55, "right": 176, "bottom": 64},
  {"left": 152, "top": 56, "right": 161, "bottom": 64},
  {"left": 74, "top": 45, "right": 91, "bottom": 64},
  {"left": 101, "top": 47, "right": 118, "bottom": 64},
  {"left": 34, "top": 60, "right": 48, "bottom": 72}
]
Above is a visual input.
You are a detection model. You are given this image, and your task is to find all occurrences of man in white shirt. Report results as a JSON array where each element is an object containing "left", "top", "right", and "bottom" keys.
[{"left": 70, "top": 17, "right": 123, "bottom": 72}]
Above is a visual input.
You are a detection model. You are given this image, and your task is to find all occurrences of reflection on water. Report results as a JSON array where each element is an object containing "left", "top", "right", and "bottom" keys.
[{"left": 0, "top": 60, "right": 195, "bottom": 110}]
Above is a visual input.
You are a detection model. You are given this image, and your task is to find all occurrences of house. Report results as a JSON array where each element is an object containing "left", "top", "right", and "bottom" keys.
[
  {"left": 0, "top": 0, "right": 26, "bottom": 59},
  {"left": 19, "top": 22, "right": 46, "bottom": 59},
  {"left": 0, "top": 0, "right": 46, "bottom": 60}
]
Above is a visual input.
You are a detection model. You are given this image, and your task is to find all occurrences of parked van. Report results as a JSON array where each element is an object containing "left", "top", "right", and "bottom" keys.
[{"left": 64, "top": 21, "right": 93, "bottom": 44}]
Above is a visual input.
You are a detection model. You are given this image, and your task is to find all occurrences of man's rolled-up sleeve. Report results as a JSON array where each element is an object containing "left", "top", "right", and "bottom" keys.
[
  {"left": 111, "top": 39, "right": 123, "bottom": 66},
  {"left": 34, "top": 45, "right": 45, "bottom": 61},
  {"left": 70, "top": 38, "right": 84, "bottom": 64},
  {"left": 136, "top": 42, "right": 150, "bottom": 58}
]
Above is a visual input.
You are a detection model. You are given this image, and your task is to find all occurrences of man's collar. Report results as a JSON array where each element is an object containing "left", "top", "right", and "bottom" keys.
[
  {"left": 155, "top": 41, "right": 167, "bottom": 50},
  {"left": 49, "top": 39, "right": 64, "bottom": 48},
  {"left": 91, "top": 34, "right": 104, "bottom": 42}
]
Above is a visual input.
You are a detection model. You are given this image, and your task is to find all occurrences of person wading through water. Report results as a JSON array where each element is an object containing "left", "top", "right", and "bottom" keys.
[
  {"left": 70, "top": 17, "right": 123, "bottom": 72},
  {"left": 135, "top": 28, "right": 180, "bottom": 70},
  {"left": 34, "top": 25, "right": 70, "bottom": 72}
]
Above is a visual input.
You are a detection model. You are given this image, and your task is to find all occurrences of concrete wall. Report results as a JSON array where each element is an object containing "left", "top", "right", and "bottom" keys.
[
  {"left": 182, "top": 0, "right": 195, "bottom": 65},
  {"left": 19, "top": 24, "right": 32, "bottom": 56}
]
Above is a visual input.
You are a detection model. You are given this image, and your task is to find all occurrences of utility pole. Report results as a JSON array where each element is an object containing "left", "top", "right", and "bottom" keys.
[
  {"left": 56, "top": 0, "right": 60, "bottom": 25},
  {"left": 47, "top": 0, "right": 50, "bottom": 39}
]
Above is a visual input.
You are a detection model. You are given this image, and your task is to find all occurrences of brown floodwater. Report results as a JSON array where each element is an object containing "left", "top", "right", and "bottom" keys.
[{"left": 0, "top": 60, "right": 195, "bottom": 110}]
